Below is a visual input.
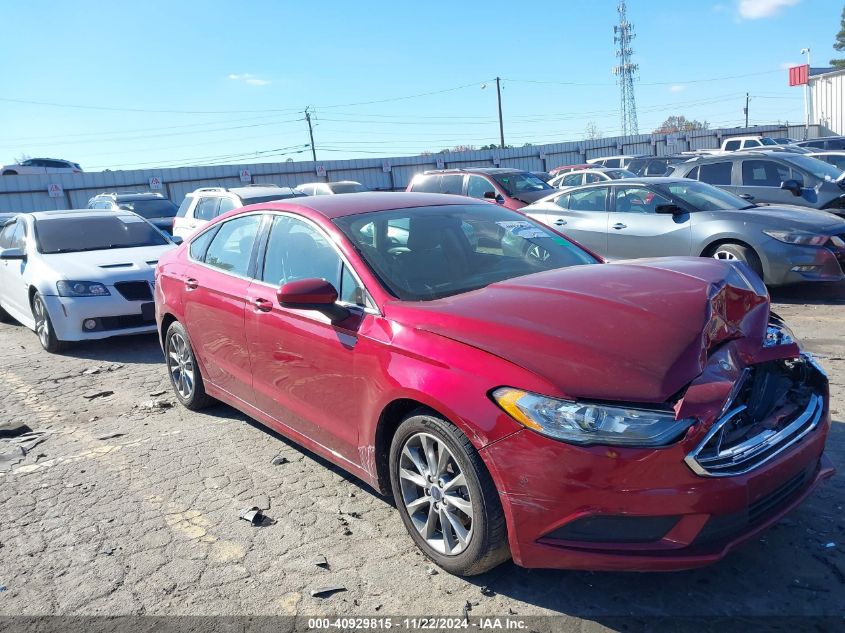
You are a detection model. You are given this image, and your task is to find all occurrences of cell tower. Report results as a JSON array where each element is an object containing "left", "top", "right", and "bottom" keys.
[{"left": 612, "top": 1, "right": 639, "bottom": 136}]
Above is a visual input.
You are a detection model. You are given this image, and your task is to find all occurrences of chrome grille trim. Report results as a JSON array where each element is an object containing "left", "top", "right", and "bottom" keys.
[{"left": 685, "top": 393, "right": 823, "bottom": 477}]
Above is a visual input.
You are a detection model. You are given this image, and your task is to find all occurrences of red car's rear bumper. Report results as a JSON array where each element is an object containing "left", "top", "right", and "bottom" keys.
[{"left": 481, "top": 413, "right": 834, "bottom": 571}]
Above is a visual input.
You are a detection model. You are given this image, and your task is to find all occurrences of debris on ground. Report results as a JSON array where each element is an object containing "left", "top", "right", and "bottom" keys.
[
  {"left": 271, "top": 455, "right": 289, "bottom": 465},
  {"left": 462, "top": 601, "right": 473, "bottom": 620},
  {"left": 138, "top": 399, "right": 174, "bottom": 411},
  {"left": 239, "top": 507, "right": 274, "bottom": 527},
  {"left": 96, "top": 433, "right": 125, "bottom": 441},
  {"left": 100, "top": 547, "right": 115, "bottom": 556},
  {"left": 148, "top": 390, "right": 167, "bottom": 397},
  {"left": 310, "top": 586, "right": 346, "bottom": 598},
  {"left": 312, "top": 555, "right": 328, "bottom": 568},
  {"left": 0, "top": 431, "right": 49, "bottom": 473},
  {"left": 426, "top": 567, "right": 438, "bottom": 576},
  {"left": 480, "top": 586, "right": 495, "bottom": 597},
  {"left": 83, "top": 390, "right": 114, "bottom": 400},
  {"left": 0, "top": 586, "right": 6, "bottom": 593},
  {"left": 825, "top": 542, "right": 837, "bottom": 549}
]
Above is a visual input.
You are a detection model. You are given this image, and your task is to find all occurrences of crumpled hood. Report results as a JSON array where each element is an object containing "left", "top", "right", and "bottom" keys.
[
  {"left": 40, "top": 244, "right": 175, "bottom": 284},
  {"left": 384, "top": 258, "right": 770, "bottom": 403}
]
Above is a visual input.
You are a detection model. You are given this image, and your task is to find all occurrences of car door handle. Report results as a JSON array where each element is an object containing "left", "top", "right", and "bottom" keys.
[
  {"left": 554, "top": 219, "right": 567, "bottom": 226},
  {"left": 185, "top": 278, "right": 199, "bottom": 290},
  {"left": 612, "top": 223, "right": 627, "bottom": 230},
  {"left": 252, "top": 298, "right": 273, "bottom": 313}
]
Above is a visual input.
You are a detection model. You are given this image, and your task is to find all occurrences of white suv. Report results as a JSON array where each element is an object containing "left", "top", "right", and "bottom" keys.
[
  {"left": 172, "top": 185, "right": 305, "bottom": 239},
  {"left": 2, "top": 158, "right": 83, "bottom": 175}
]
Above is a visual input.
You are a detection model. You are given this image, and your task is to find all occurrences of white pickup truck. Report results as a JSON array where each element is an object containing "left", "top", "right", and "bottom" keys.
[{"left": 720, "top": 136, "right": 781, "bottom": 151}]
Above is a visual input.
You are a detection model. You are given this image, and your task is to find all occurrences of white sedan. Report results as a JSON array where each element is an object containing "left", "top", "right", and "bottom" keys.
[{"left": 0, "top": 210, "right": 178, "bottom": 352}]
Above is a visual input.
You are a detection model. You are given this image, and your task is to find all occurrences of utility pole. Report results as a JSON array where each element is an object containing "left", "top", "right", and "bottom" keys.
[
  {"left": 495, "top": 77, "right": 505, "bottom": 149},
  {"left": 744, "top": 93, "right": 750, "bottom": 128},
  {"left": 305, "top": 107, "right": 317, "bottom": 162}
]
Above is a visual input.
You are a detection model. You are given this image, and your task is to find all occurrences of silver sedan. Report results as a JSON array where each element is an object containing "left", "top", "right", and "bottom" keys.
[{"left": 522, "top": 177, "right": 845, "bottom": 285}]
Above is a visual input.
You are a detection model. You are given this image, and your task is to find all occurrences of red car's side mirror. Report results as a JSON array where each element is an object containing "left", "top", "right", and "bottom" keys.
[{"left": 277, "top": 278, "right": 349, "bottom": 322}]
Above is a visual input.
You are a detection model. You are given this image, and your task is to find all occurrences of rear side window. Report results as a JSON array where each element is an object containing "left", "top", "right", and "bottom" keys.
[
  {"left": 189, "top": 227, "right": 218, "bottom": 261},
  {"left": 744, "top": 139, "right": 761, "bottom": 148},
  {"left": 603, "top": 159, "right": 621, "bottom": 168},
  {"left": 202, "top": 215, "right": 262, "bottom": 276},
  {"left": 410, "top": 175, "right": 441, "bottom": 193},
  {"left": 569, "top": 188, "right": 609, "bottom": 212},
  {"left": 724, "top": 140, "right": 741, "bottom": 151},
  {"left": 645, "top": 159, "right": 669, "bottom": 175},
  {"left": 176, "top": 196, "right": 193, "bottom": 218},
  {"left": 697, "top": 162, "right": 733, "bottom": 186},
  {"left": 217, "top": 198, "right": 238, "bottom": 216},
  {"left": 194, "top": 197, "right": 220, "bottom": 221},
  {"left": 561, "top": 173, "right": 583, "bottom": 187},
  {"left": 626, "top": 159, "right": 646, "bottom": 175}
]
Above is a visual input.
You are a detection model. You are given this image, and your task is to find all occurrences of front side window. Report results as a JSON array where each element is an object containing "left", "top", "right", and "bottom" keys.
[
  {"left": 644, "top": 160, "right": 669, "bottom": 176},
  {"left": 744, "top": 139, "right": 762, "bottom": 148},
  {"left": 189, "top": 227, "right": 218, "bottom": 261},
  {"left": 261, "top": 216, "right": 341, "bottom": 288},
  {"left": 201, "top": 215, "right": 261, "bottom": 276},
  {"left": 654, "top": 181, "right": 754, "bottom": 212},
  {"left": 569, "top": 188, "right": 609, "bottom": 212},
  {"left": 553, "top": 193, "right": 571, "bottom": 209},
  {"left": 724, "top": 140, "right": 741, "bottom": 151},
  {"left": 603, "top": 159, "right": 621, "bottom": 168},
  {"left": 35, "top": 215, "right": 169, "bottom": 254},
  {"left": 176, "top": 196, "right": 193, "bottom": 218},
  {"left": 217, "top": 198, "right": 238, "bottom": 216},
  {"left": 0, "top": 221, "right": 16, "bottom": 248},
  {"left": 467, "top": 175, "right": 494, "bottom": 199},
  {"left": 614, "top": 187, "right": 671, "bottom": 214},
  {"left": 741, "top": 160, "right": 791, "bottom": 187},
  {"left": 697, "top": 162, "right": 733, "bottom": 186},
  {"left": 334, "top": 205, "right": 598, "bottom": 301},
  {"left": 194, "top": 197, "right": 220, "bottom": 221},
  {"left": 585, "top": 172, "right": 603, "bottom": 184}
]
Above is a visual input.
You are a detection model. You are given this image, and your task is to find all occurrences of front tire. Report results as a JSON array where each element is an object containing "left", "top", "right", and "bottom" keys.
[
  {"left": 709, "top": 242, "right": 764, "bottom": 280},
  {"left": 165, "top": 321, "right": 212, "bottom": 410},
  {"left": 31, "top": 292, "right": 66, "bottom": 353},
  {"left": 389, "top": 410, "right": 509, "bottom": 576}
]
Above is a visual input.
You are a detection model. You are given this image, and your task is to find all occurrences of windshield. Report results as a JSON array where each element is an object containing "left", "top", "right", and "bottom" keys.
[
  {"left": 606, "top": 169, "right": 635, "bottom": 179},
  {"left": 35, "top": 215, "right": 169, "bottom": 254},
  {"left": 116, "top": 199, "right": 178, "bottom": 219},
  {"left": 760, "top": 137, "right": 778, "bottom": 146},
  {"left": 334, "top": 204, "right": 598, "bottom": 301},
  {"left": 654, "top": 181, "right": 754, "bottom": 211},
  {"left": 781, "top": 155, "right": 844, "bottom": 181},
  {"left": 491, "top": 173, "right": 553, "bottom": 196},
  {"left": 330, "top": 182, "right": 368, "bottom": 194}
]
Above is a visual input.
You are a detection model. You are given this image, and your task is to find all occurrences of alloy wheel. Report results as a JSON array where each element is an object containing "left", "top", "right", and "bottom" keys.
[
  {"left": 33, "top": 296, "right": 50, "bottom": 349},
  {"left": 167, "top": 331, "right": 195, "bottom": 399},
  {"left": 398, "top": 432, "right": 474, "bottom": 555},
  {"left": 713, "top": 249, "right": 739, "bottom": 262}
]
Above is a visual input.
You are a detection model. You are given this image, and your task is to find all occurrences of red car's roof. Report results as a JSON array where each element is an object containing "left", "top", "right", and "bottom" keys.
[{"left": 241, "top": 192, "right": 485, "bottom": 219}]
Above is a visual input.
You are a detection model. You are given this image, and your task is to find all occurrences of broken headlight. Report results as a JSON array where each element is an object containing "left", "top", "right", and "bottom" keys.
[{"left": 492, "top": 387, "right": 694, "bottom": 447}]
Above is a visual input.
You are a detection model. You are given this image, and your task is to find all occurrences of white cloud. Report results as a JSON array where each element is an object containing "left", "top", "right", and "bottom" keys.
[
  {"left": 669, "top": 84, "right": 686, "bottom": 93},
  {"left": 227, "top": 73, "right": 271, "bottom": 86},
  {"left": 737, "top": 0, "right": 800, "bottom": 19}
]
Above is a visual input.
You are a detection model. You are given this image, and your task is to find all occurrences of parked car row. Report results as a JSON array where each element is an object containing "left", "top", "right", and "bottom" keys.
[{"left": 0, "top": 188, "right": 837, "bottom": 578}]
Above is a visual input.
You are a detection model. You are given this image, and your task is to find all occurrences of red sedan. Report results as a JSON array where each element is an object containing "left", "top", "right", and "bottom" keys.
[{"left": 154, "top": 192, "right": 834, "bottom": 575}]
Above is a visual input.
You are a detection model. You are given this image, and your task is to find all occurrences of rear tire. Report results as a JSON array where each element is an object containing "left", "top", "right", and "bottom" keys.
[
  {"left": 165, "top": 321, "right": 213, "bottom": 410},
  {"left": 389, "top": 409, "right": 510, "bottom": 576},
  {"left": 31, "top": 292, "right": 66, "bottom": 353},
  {"left": 709, "top": 242, "right": 764, "bottom": 280}
]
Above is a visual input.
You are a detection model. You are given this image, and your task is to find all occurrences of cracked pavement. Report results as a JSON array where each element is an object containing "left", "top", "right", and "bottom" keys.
[{"left": 0, "top": 283, "right": 843, "bottom": 625}]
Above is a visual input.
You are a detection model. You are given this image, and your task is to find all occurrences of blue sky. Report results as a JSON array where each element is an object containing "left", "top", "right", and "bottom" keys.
[{"left": 0, "top": 0, "right": 842, "bottom": 171}]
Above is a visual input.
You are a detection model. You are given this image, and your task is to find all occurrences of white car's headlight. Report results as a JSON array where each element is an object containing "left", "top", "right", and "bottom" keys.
[
  {"left": 56, "top": 281, "right": 111, "bottom": 297},
  {"left": 763, "top": 230, "right": 829, "bottom": 246},
  {"left": 492, "top": 387, "right": 694, "bottom": 447}
]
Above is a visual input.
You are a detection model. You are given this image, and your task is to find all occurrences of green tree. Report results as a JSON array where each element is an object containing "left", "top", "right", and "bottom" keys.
[
  {"left": 832, "top": 5, "right": 845, "bottom": 68},
  {"left": 653, "top": 115, "right": 709, "bottom": 134}
]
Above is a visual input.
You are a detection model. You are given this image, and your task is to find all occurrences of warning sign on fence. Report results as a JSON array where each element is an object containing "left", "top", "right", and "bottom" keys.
[
  {"left": 47, "top": 184, "right": 63, "bottom": 198},
  {"left": 149, "top": 177, "right": 163, "bottom": 190}
]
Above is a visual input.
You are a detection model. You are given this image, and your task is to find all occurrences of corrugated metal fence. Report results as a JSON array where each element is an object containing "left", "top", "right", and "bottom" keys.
[{"left": 0, "top": 123, "right": 826, "bottom": 213}]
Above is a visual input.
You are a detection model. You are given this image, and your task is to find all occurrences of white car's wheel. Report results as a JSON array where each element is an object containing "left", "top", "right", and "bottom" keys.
[{"left": 31, "top": 292, "right": 66, "bottom": 353}]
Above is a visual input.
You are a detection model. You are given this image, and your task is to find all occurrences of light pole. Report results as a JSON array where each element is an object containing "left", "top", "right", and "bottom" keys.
[{"left": 800, "top": 47, "right": 811, "bottom": 138}]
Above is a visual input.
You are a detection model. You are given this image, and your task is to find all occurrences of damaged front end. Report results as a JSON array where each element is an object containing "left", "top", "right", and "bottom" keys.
[{"left": 685, "top": 352, "right": 827, "bottom": 477}]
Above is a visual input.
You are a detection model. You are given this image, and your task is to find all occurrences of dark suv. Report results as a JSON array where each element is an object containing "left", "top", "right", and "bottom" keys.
[
  {"left": 626, "top": 155, "right": 695, "bottom": 177},
  {"left": 406, "top": 168, "right": 554, "bottom": 210},
  {"left": 669, "top": 150, "right": 845, "bottom": 214},
  {"left": 88, "top": 192, "right": 179, "bottom": 234},
  {"left": 795, "top": 136, "right": 845, "bottom": 151}
]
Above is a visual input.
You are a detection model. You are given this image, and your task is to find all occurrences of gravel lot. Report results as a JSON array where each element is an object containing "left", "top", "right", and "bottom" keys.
[{"left": 0, "top": 282, "right": 843, "bottom": 626}]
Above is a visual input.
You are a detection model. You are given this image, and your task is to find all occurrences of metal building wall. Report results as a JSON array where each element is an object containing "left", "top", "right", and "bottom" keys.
[
  {"left": 810, "top": 69, "right": 845, "bottom": 135},
  {"left": 0, "top": 124, "right": 826, "bottom": 213}
]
